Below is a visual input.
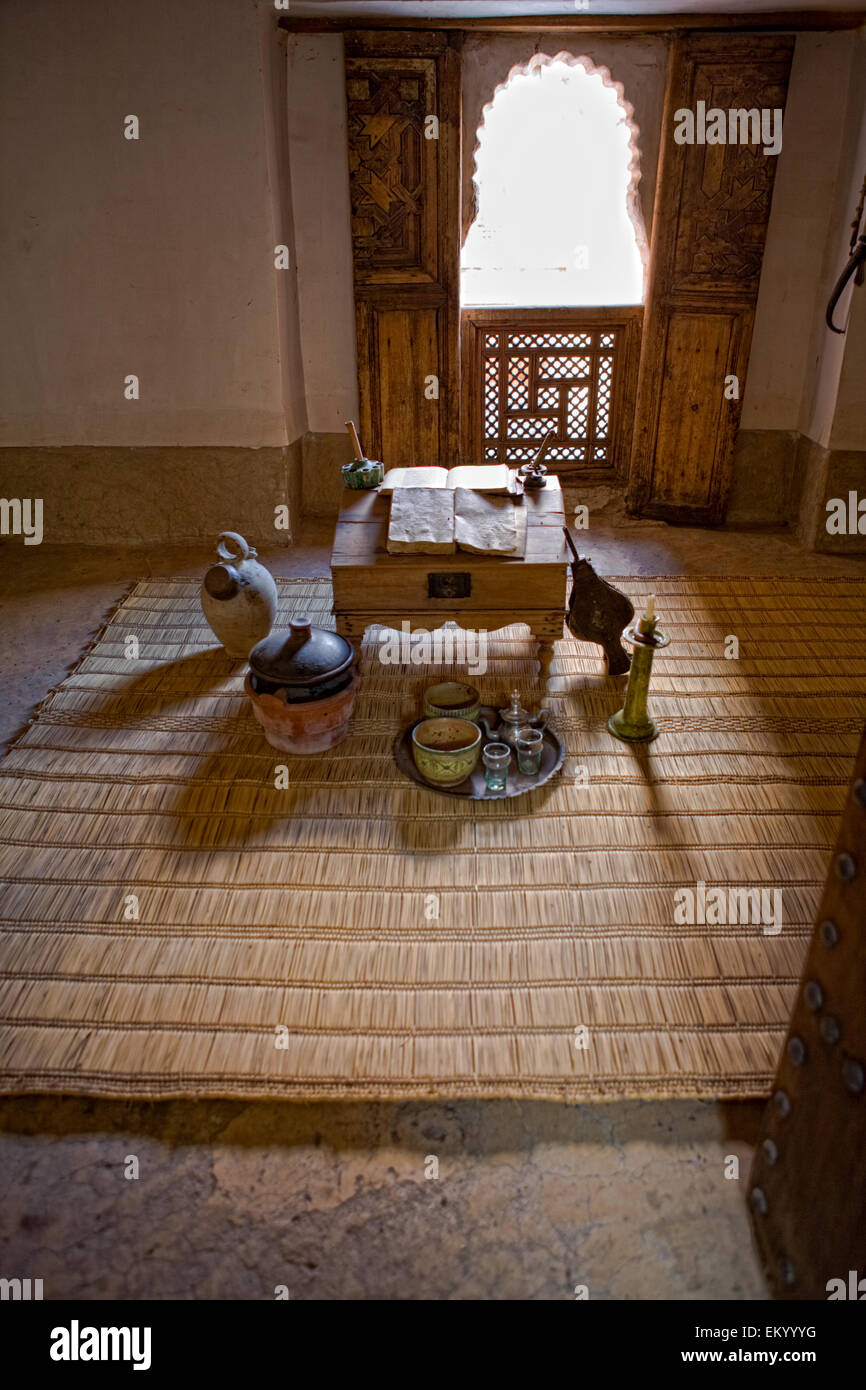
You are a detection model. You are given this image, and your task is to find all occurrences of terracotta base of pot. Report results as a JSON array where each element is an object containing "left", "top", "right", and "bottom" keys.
[{"left": 244, "top": 672, "right": 359, "bottom": 754}]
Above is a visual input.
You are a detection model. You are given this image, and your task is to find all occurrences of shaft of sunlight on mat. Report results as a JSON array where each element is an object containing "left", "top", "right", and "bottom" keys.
[{"left": 0, "top": 576, "right": 864, "bottom": 1100}]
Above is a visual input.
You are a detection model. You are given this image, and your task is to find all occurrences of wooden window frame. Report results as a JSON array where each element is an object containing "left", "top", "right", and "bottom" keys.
[
  {"left": 330, "top": 22, "right": 797, "bottom": 513},
  {"left": 461, "top": 305, "right": 643, "bottom": 479}
]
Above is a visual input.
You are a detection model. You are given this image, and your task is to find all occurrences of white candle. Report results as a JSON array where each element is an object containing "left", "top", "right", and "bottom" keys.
[{"left": 638, "top": 595, "right": 656, "bottom": 637}]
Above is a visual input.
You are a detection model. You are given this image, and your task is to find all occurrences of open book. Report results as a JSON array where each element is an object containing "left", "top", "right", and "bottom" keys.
[
  {"left": 380, "top": 464, "right": 517, "bottom": 495},
  {"left": 387, "top": 487, "right": 527, "bottom": 557}
]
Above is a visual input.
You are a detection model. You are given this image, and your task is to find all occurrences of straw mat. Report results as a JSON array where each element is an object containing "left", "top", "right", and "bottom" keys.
[{"left": 1, "top": 576, "right": 863, "bottom": 1101}]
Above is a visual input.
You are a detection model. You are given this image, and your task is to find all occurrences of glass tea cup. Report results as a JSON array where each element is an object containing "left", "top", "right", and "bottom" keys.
[
  {"left": 515, "top": 726, "right": 544, "bottom": 776},
  {"left": 482, "top": 741, "right": 511, "bottom": 792}
]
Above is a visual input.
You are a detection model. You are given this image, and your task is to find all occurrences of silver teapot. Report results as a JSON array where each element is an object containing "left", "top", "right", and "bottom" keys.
[{"left": 482, "top": 689, "right": 550, "bottom": 750}]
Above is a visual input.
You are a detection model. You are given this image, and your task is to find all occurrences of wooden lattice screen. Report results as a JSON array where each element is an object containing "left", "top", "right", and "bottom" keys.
[{"left": 461, "top": 307, "right": 642, "bottom": 477}]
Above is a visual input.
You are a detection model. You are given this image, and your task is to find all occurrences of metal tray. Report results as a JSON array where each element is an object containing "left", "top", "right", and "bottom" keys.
[{"left": 395, "top": 705, "right": 565, "bottom": 800}]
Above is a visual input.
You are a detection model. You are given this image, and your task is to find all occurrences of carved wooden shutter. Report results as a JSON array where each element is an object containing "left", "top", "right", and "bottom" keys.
[
  {"left": 749, "top": 726, "right": 866, "bottom": 1299},
  {"left": 344, "top": 31, "right": 460, "bottom": 467},
  {"left": 628, "top": 35, "right": 793, "bottom": 522}
]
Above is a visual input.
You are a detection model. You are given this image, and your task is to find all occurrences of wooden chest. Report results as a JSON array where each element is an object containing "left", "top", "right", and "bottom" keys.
[{"left": 329, "top": 481, "right": 569, "bottom": 683}]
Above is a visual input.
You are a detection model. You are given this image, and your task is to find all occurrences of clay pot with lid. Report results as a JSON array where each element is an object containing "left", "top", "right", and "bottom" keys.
[{"left": 244, "top": 616, "right": 359, "bottom": 754}]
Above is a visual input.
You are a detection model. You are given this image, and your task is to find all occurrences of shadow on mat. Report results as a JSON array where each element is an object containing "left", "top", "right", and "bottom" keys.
[{"left": 81, "top": 646, "right": 241, "bottom": 717}]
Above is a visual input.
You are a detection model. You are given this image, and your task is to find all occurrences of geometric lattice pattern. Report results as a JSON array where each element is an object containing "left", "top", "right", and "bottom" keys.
[{"left": 482, "top": 327, "right": 620, "bottom": 466}]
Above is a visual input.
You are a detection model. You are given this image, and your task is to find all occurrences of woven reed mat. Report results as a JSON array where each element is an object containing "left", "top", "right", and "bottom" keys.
[{"left": 1, "top": 575, "right": 864, "bottom": 1102}]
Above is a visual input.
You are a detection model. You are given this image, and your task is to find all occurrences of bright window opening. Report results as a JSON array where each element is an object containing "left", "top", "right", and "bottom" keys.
[{"left": 462, "top": 56, "right": 647, "bottom": 307}]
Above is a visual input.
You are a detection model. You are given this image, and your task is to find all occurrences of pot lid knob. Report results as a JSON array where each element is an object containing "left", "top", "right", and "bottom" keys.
[{"left": 290, "top": 616, "right": 312, "bottom": 639}]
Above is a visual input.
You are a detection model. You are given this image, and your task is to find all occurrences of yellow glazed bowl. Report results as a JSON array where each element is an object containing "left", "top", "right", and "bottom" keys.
[
  {"left": 422, "top": 681, "right": 481, "bottom": 724},
  {"left": 411, "top": 717, "right": 481, "bottom": 788}
]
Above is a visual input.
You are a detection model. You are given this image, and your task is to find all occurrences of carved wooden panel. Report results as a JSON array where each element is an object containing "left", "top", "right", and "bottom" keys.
[
  {"left": 345, "top": 32, "right": 460, "bottom": 467},
  {"left": 346, "top": 57, "right": 438, "bottom": 284},
  {"left": 628, "top": 35, "right": 794, "bottom": 523},
  {"left": 675, "top": 66, "right": 791, "bottom": 289},
  {"left": 462, "top": 307, "right": 642, "bottom": 478}
]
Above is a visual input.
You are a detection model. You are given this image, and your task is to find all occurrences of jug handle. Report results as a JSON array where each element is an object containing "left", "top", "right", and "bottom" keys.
[{"left": 217, "top": 532, "right": 250, "bottom": 564}]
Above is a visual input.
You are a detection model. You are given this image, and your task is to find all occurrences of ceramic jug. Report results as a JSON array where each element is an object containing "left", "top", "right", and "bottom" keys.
[{"left": 200, "top": 532, "right": 278, "bottom": 658}]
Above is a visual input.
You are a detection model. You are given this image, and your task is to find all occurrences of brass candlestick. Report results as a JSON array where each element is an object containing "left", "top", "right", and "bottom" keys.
[{"left": 607, "top": 596, "right": 670, "bottom": 743}]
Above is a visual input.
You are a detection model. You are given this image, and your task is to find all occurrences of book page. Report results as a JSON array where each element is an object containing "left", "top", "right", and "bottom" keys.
[
  {"left": 446, "top": 464, "right": 513, "bottom": 494},
  {"left": 380, "top": 466, "right": 448, "bottom": 494},
  {"left": 387, "top": 488, "right": 456, "bottom": 554},
  {"left": 453, "top": 489, "right": 527, "bottom": 556}
]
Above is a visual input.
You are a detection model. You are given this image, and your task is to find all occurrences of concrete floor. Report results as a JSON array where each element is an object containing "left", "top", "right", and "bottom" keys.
[{"left": 1, "top": 521, "right": 864, "bottom": 1300}]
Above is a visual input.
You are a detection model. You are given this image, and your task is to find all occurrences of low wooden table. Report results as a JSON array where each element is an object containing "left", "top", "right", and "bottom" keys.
[{"left": 329, "top": 480, "right": 569, "bottom": 683}]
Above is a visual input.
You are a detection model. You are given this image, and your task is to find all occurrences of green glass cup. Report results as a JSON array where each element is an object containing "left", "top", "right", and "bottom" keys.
[
  {"left": 515, "top": 727, "right": 544, "bottom": 775},
  {"left": 482, "top": 742, "right": 511, "bottom": 792}
]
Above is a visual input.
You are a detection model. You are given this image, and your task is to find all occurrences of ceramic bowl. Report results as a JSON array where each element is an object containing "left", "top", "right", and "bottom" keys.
[
  {"left": 411, "top": 717, "right": 481, "bottom": 788},
  {"left": 341, "top": 459, "right": 384, "bottom": 490},
  {"left": 422, "top": 681, "right": 481, "bottom": 724}
]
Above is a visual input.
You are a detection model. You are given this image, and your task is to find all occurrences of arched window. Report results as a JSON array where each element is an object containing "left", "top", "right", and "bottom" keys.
[
  {"left": 461, "top": 53, "right": 645, "bottom": 474},
  {"left": 462, "top": 53, "right": 647, "bottom": 307}
]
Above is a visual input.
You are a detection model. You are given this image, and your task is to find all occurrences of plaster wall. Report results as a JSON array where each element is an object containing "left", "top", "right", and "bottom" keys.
[
  {"left": 0, "top": 0, "right": 295, "bottom": 448},
  {"left": 287, "top": 35, "right": 359, "bottom": 434},
  {"left": 0, "top": 445, "right": 300, "bottom": 547},
  {"left": 798, "top": 29, "right": 866, "bottom": 451},
  {"left": 741, "top": 32, "right": 860, "bottom": 434},
  {"left": 827, "top": 45, "right": 866, "bottom": 454},
  {"left": 262, "top": 9, "right": 308, "bottom": 448},
  {"left": 706, "top": 29, "right": 865, "bottom": 548},
  {"left": 832, "top": 291, "right": 866, "bottom": 452}
]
